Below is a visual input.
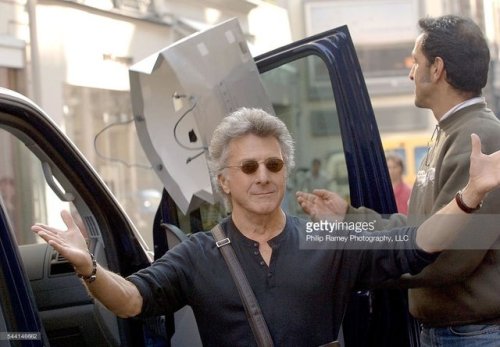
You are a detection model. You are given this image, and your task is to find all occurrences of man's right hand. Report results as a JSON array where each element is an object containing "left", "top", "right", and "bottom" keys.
[
  {"left": 31, "top": 210, "right": 92, "bottom": 276},
  {"left": 32, "top": 210, "right": 143, "bottom": 318},
  {"left": 296, "top": 189, "right": 348, "bottom": 221}
]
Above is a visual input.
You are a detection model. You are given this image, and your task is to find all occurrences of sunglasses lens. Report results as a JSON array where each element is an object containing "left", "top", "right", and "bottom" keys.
[
  {"left": 265, "top": 158, "right": 284, "bottom": 172},
  {"left": 236, "top": 158, "right": 284, "bottom": 174},
  {"left": 241, "top": 160, "right": 259, "bottom": 174}
]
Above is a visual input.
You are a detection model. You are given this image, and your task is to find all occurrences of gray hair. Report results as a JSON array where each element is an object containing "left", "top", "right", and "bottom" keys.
[{"left": 207, "top": 107, "right": 295, "bottom": 205}]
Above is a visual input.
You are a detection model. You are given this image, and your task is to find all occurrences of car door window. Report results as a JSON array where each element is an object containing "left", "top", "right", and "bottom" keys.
[
  {"left": 260, "top": 55, "right": 349, "bottom": 216},
  {"left": 0, "top": 128, "right": 69, "bottom": 245},
  {"left": 0, "top": 127, "right": 124, "bottom": 346},
  {"left": 256, "top": 27, "right": 395, "bottom": 214}
]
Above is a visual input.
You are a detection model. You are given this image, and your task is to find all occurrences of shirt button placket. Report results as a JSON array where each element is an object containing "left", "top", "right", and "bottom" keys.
[{"left": 252, "top": 242, "right": 265, "bottom": 267}]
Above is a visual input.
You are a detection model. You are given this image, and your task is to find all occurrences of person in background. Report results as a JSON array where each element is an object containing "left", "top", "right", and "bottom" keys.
[
  {"left": 386, "top": 152, "right": 412, "bottom": 215},
  {"left": 297, "top": 15, "right": 500, "bottom": 346},
  {"left": 301, "top": 158, "right": 330, "bottom": 193}
]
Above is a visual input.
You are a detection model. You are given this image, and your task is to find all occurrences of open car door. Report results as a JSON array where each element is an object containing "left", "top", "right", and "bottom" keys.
[{"left": 0, "top": 88, "right": 161, "bottom": 346}]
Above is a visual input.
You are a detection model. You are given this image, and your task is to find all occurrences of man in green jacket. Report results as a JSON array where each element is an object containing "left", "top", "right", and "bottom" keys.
[{"left": 298, "top": 15, "right": 500, "bottom": 346}]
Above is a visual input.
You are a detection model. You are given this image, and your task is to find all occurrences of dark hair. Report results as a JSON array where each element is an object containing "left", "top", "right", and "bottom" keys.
[
  {"left": 385, "top": 152, "right": 405, "bottom": 171},
  {"left": 418, "top": 15, "right": 490, "bottom": 95}
]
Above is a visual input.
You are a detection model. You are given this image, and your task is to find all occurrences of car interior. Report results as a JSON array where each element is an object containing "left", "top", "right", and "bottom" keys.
[{"left": 11, "top": 133, "right": 120, "bottom": 346}]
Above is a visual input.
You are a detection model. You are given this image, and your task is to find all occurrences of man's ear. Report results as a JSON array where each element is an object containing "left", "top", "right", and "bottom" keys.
[
  {"left": 218, "top": 173, "right": 231, "bottom": 194},
  {"left": 431, "top": 57, "right": 445, "bottom": 82}
]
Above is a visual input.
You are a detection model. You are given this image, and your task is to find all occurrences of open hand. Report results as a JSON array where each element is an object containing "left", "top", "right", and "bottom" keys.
[
  {"left": 467, "top": 133, "right": 500, "bottom": 198},
  {"left": 296, "top": 189, "right": 348, "bottom": 221},
  {"left": 31, "top": 210, "right": 91, "bottom": 271}
]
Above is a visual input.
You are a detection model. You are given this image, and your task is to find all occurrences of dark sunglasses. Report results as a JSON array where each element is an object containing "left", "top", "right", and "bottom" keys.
[{"left": 225, "top": 157, "right": 284, "bottom": 175}]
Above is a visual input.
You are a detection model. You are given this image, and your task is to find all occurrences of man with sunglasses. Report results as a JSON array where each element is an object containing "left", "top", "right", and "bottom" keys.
[
  {"left": 298, "top": 15, "right": 500, "bottom": 346},
  {"left": 33, "top": 107, "right": 500, "bottom": 346}
]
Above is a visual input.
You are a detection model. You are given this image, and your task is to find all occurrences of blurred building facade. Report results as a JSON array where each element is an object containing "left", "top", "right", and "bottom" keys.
[{"left": 0, "top": 0, "right": 291, "bottom": 247}]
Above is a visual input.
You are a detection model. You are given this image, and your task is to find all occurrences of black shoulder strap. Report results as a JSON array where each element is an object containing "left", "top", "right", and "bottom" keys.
[{"left": 210, "top": 224, "right": 274, "bottom": 347}]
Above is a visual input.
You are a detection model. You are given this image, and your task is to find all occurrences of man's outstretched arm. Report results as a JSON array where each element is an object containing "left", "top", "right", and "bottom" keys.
[{"left": 31, "top": 210, "right": 143, "bottom": 318}]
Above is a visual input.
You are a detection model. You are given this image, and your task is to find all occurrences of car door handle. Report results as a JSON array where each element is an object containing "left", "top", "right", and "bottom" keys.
[{"left": 42, "top": 162, "right": 75, "bottom": 202}]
